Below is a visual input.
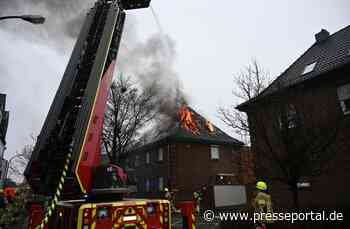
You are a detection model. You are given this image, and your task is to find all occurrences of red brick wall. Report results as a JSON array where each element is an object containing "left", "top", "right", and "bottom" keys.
[
  {"left": 246, "top": 74, "right": 350, "bottom": 208},
  {"left": 172, "top": 142, "right": 240, "bottom": 201},
  {"left": 130, "top": 141, "right": 244, "bottom": 202}
]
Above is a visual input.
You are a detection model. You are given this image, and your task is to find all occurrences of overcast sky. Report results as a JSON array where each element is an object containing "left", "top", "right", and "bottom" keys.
[{"left": 1, "top": 0, "right": 349, "bottom": 159}]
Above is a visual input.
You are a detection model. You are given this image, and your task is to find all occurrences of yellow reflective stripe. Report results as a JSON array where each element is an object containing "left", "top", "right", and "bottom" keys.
[
  {"left": 34, "top": 154, "right": 72, "bottom": 229},
  {"left": 91, "top": 208, "right": 97, "bottom": 229}
]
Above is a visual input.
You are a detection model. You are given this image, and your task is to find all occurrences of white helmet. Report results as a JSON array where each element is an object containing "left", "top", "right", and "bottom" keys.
[{"left": 164, "top": 188, "right": 169, "bottom": 192}]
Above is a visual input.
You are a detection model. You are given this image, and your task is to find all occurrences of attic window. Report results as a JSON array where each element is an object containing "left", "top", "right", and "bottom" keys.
[{"left": 302, "top": 62, "right": 317, "bottom": 75}]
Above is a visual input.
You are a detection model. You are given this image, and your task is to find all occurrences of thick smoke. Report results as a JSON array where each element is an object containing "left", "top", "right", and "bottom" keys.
[
  {"left": 116, "top": 33, "right": 188, "bottom": 138},
  {"left": 0, "top": 0, "right": 185, "bottom": 155},
  {"left": 117, "top": 34, "right": 187, "bottom": 115}
]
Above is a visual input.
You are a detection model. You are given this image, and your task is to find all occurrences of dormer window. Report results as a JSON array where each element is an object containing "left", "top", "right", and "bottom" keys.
[{"left": 302, "top": 62, "right": 317, "bottom": 75}]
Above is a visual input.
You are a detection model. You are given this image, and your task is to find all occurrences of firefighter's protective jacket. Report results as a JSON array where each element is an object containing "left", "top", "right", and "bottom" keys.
[{"left": 165, "top": 191, "right": 172, "bottom": 200}]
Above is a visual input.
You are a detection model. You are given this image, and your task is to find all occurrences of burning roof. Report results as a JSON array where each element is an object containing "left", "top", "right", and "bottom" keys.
[
  {"left": 140, "top": 106, "right": 243, "bottom": 147},
  {"left": 171, "top": 106, "right": 243, "bottom": 145}
]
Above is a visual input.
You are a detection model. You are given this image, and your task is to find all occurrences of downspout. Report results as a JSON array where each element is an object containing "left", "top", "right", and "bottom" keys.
[{"left": 167, "top": 142, "right": 171, "bottom": 189}]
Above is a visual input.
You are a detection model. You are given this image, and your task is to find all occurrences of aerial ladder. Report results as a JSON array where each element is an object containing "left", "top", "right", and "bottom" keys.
[{"left": 24, "top": 1, "right": 175, "bottom": 228}]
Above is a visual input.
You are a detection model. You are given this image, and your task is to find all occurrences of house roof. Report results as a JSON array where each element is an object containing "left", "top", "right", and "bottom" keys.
[
  {"left": 167, "top": 107, "right": 243, "bottom": 145},
  {"left": 238, "top": 25, "right": 350, "bottom": 110},
  {"left": 130, "top": 107, "right": 243, "bottom": 153}
]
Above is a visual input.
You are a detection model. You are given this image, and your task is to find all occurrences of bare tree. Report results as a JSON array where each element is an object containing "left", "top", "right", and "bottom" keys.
[
  {"left": 218, "top": 60, "right": 271, "bottom": 143},
  {"left": 7, "top": 137, "right": 35, "bottom": 181},
  {"left": 102, "top": 76, "right": 158, "bottom": 166},
  {"left": 248, "top": 85, "right": 343, "bottom": 208}
]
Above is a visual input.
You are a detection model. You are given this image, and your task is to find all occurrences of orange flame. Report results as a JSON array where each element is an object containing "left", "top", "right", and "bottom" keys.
[
  {"left": 205, "top": 120, "right": 215, "bottom": 133},
  {"left": 179, "top": 106, "right": 200, "bottom": 135}
]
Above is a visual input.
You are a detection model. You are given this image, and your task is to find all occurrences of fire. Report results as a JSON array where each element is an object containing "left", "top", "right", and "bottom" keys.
[
  {"left": 205, "top": 120, "right": 215, "bottom": 133},
  {"left": 179, "top": 106, "right": 200, "bottom": 135}
]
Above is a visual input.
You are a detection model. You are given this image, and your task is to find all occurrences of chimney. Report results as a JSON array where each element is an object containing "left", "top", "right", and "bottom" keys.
[{"left": 315, "top": 29, "right": 330, "bottom": 44}]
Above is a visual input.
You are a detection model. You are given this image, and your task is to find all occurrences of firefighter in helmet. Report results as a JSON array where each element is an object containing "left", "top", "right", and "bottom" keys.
[
  {"left": 193, "top": 189, "right": 203, "bottom": 214},
  {"left": 164, "top": 187, "right": 176, "bottom": 213},
  {"left": 164, "top": 187, "right": 171, "bottom": 200},
  {"left": 252, "top": 181, "right": 273, "bottom": 228}
]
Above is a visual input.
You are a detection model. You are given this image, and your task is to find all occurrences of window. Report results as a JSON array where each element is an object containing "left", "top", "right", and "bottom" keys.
[
  {"left": 278, "top": 104, "right": 297, "bottom": 129},
  {"left": 135, "top": 155, "right": 140, "bottom": 167},
  {"left": 297, "top": 182, "right": 311, "bottom": 189},
  {"left": 97, "top": 207, "right": 110, "bottom": 219},
  {"left": 158, "top": 148, "right": 164, "bottom": 161},
  {"left": 287, "top": 105, "right": 297, "bottom": 128},
  {"left": 158, "top": 177, "right": 164, "bottom": 191},
  {"left": 146, "top": 152, "right": 150, "bottom": 164},
  {"left": 302, "top": 62, "right": 317, "bottom": 75},
  {"left": 210, "top": 145, "right": 220, "bottom": 160},
  {"left": 337, "top": 83, "right": 350, "bottom": 115},
  {"left": 146, "top": 179, "right": 150, "bottom": 192}
]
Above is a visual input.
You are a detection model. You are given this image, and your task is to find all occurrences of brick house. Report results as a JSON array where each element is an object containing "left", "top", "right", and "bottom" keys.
[
  {"left": 237, "top": 26, "right": 350, "bottom": 208},
  {"left": 127, "top": 107, "right": 244, "bottom": 202}
]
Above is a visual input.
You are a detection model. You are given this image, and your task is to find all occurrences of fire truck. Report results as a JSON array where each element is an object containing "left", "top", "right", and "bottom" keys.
[{"left": 23, "top": 1, "right": 176, "bottom": 228}]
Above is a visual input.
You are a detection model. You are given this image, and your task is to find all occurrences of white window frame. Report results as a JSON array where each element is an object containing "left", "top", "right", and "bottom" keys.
[
  {"left": 210, "top": 145, "right": 220, "bottom": 160},
  {"left": 297, "top": 182, "right": 311, "bottom": 189},
  {"left": 278, "top": 105, "right": 297, "bottom": 129},
  {"left": 302, "top": 62, "right": 317, "bottom": 75},
  {"left": 158, "top": 148, "right": 164, "bottom": 161},
  {"left": 337, "top": 83, "right": 350, "bottom": 115},
  {"left": 158, "top": 177, "right": 164, "bottom": 191},
  {"left": 146, "top": 152, "right": 150, "bottom": 164},
  {"left": 287, "top": 105, "right": 297, "bottom": 128}
]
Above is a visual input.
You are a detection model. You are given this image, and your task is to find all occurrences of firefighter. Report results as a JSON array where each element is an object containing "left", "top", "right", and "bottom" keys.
[
  {"left": 0, "top": 189, "right": 5, "bottom": 208},
  {"left": 164, "top": 187, "right": 171, "bottom": 200},
  {"left": 193, "top": 190, "right": 202, "bottom": 214},
  {"left": 164, "top": 187, "right": 176, "bottom": 213},
  {"left": 251, "top": 181, "right": 273, "bottom": 229},
  {"left": 4, "top": 187, "right": 16, "bottom": 204}
]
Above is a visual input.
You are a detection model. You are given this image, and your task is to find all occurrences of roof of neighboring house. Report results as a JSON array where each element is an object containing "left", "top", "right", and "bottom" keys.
[
  {"left": 130, "top": 107, "right": 243, "bottom": 153},
  {"left": 238, "top": 25, "right": 350, "bottom": 110}
]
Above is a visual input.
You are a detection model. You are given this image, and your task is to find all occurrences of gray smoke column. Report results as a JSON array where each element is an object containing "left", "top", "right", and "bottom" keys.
[
  {"left": 0, "top": 0, "right": 185, "bottom": 157},
  {"left": 117, "top": 34, "right": 187, "bottom": 117},
  {"left": 0, "top": 0, "right": 185, "bottom": 104}
]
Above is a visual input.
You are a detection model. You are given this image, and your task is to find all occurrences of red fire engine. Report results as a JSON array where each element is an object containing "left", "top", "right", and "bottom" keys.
[{"left": 23, "top": 1, "right": 177, "bottom": 228}]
